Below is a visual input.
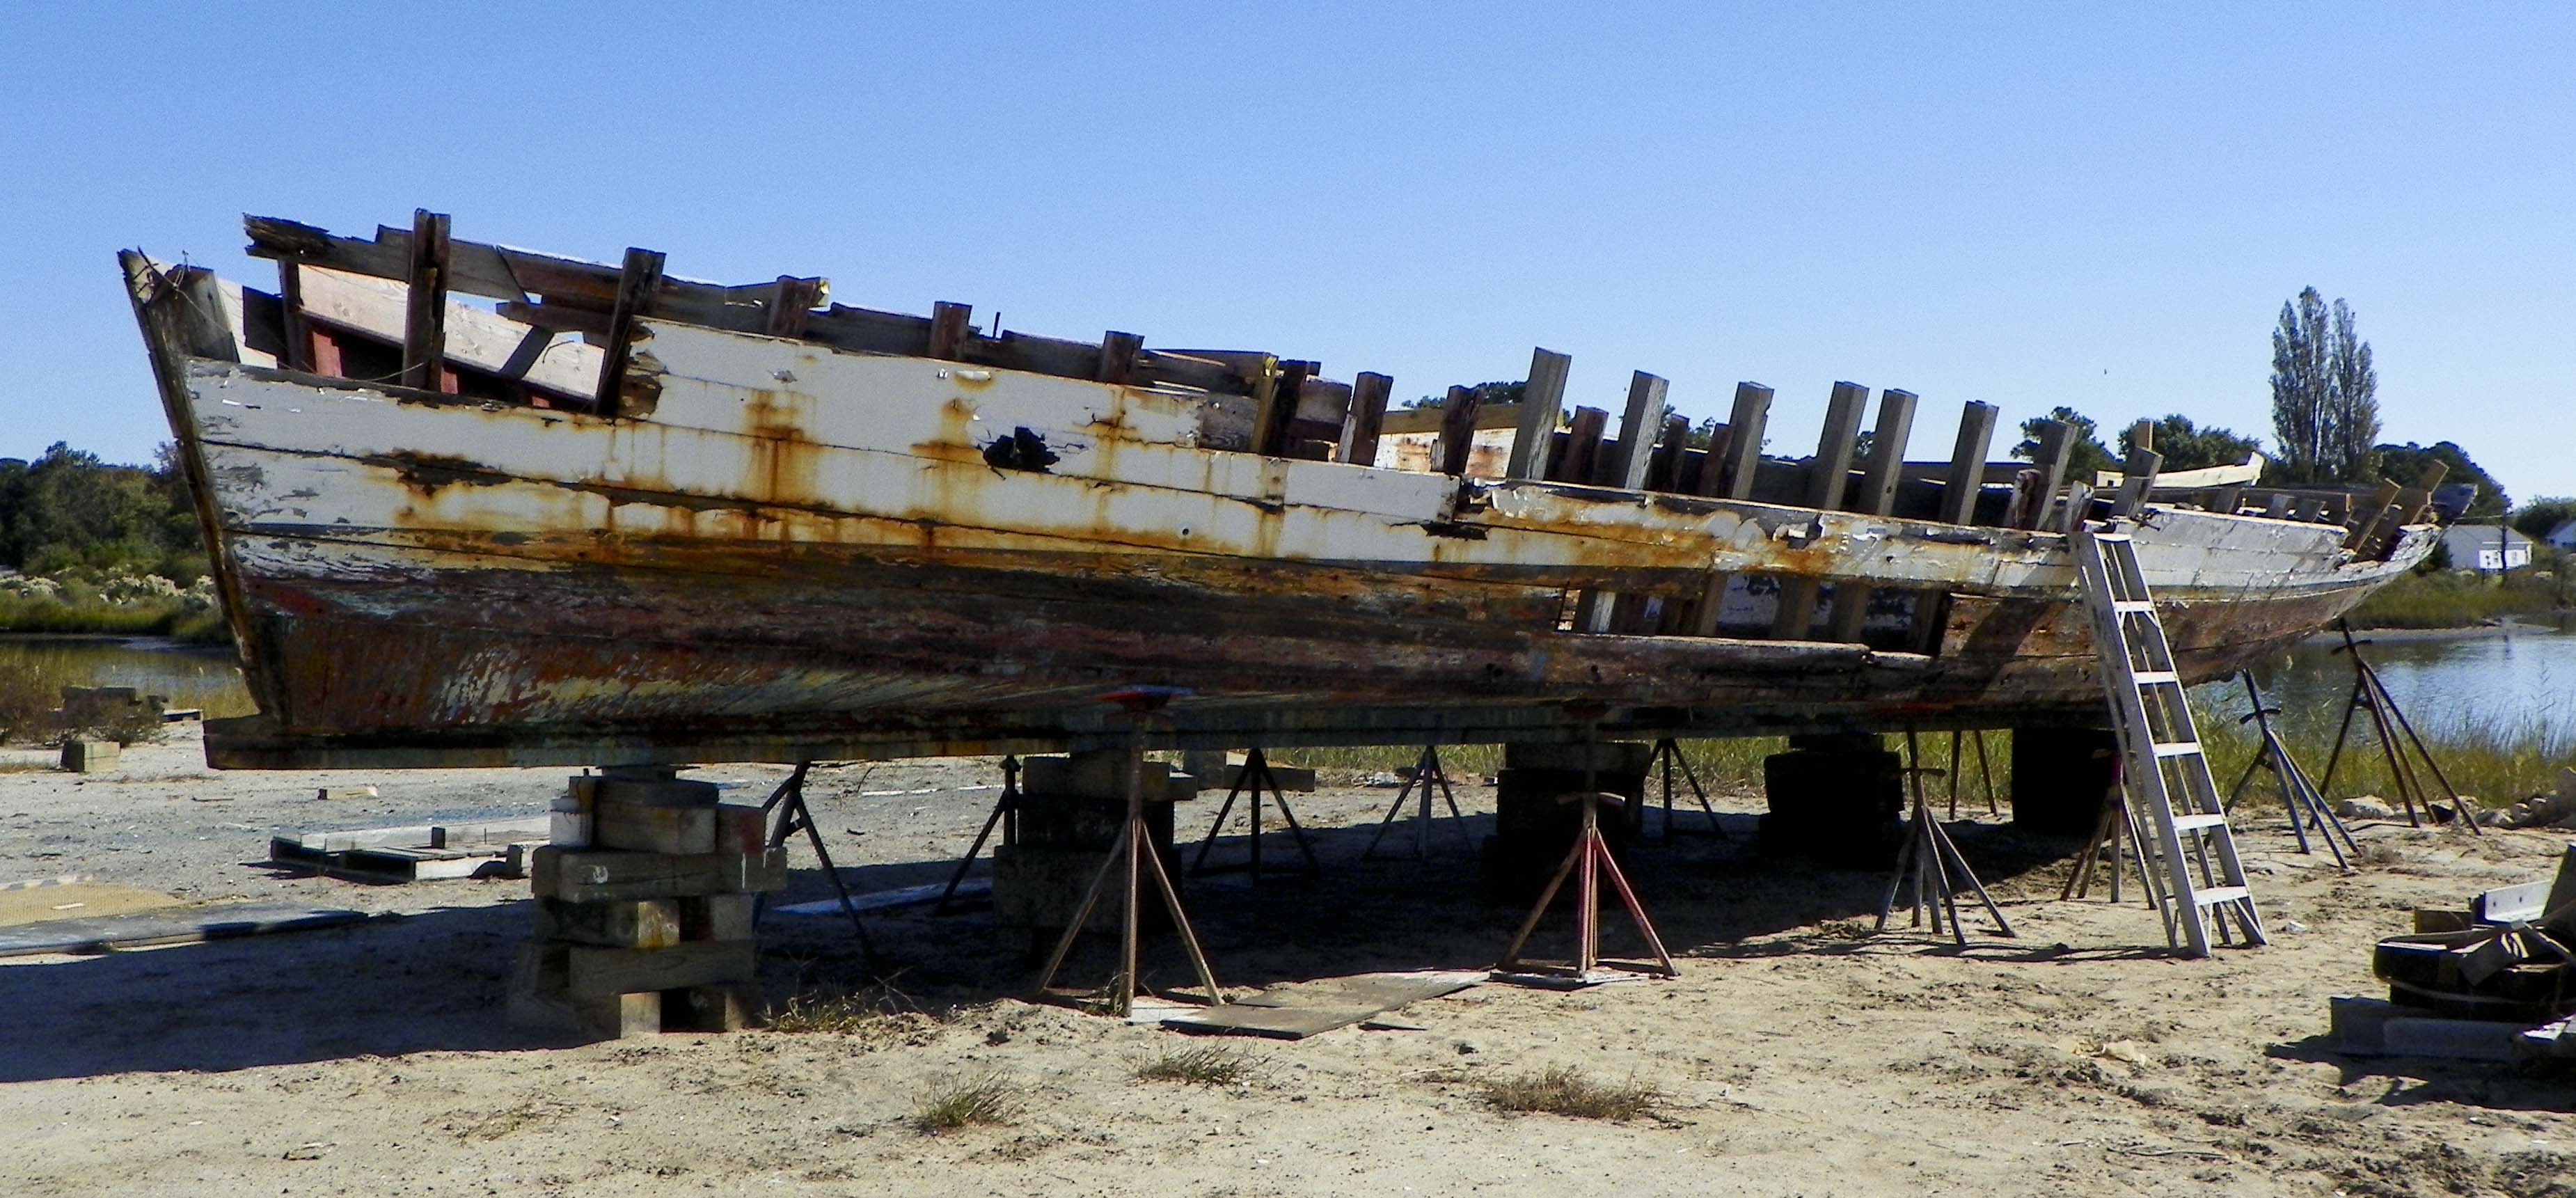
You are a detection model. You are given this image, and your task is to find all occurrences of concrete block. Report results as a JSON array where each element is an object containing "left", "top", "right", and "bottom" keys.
[
  {"left": 532, "top": 897, "right": 681, "bottom": 948},
  {"left": 61, "top": 740, "right": 119, "bottom": 773},
  {"left": 555, "top": 776, "right": 597, "bottom": 813},
  {"left": 594, "top": 799, "right": 717, "bottom": 855}
]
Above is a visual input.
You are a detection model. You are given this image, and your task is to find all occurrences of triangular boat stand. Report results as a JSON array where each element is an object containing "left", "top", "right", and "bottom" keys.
[
  {"left": 1035, "top": 693, "right": 1224, "bottom": 1018},
  {"left": 2318, "top": 621, "right": 2481, "bottom": 834},
  {"left": 760, "top": 761, "right": 878, "bottom": 963},
  {"left": 2062, "top": 762, "right": 2172, "bottom": 927},
  {"left": 1189, "top": 747, "right": 1322, "bottom": 883},
  {"left": 1945, "top": 728, "right": 2000, "bottom": 820},
  {"left": 1643, "top": 737, "right": 1727, "bottom": 842},
  {"left": 1361, "top": 745, "right": 1476, "bottom": 861},
  {"left": 933, "top": 756, "right": 1021, "bottom": 914},
  {"left": 1494, "top": 789, "right": 1678, "bottom": 986},
  {"left": 2226, "top": 675, "right": 2358, "bottom": 867},
  {"left": 1875, "top": 727, "right": 2016, "bottom": 945}
]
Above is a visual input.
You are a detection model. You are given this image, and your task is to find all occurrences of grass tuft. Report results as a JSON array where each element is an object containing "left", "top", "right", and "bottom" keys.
[
  {"left": 910, "top": 1073, "right": 1022, "bottom": 1133},
  {"left": 1479, "top": 1066, "right": 1662, "bottom": 1121},
  {"left": 1133, "top": 1045, "right": 1256, "bottom": 1086}
]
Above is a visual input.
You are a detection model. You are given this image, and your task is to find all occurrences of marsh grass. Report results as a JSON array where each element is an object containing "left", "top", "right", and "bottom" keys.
[
  {"left": 1132, "top": 1045, "right": 1256, "bottom": 1086},
  {"left": 910, "top": 1073, "right": 1022, "bottom": 1133},
  {"left": 1479, "top": 1066, "right": 1662, "bottom": 1121},
  {"left": 2201, "top": 707, "right": 2570, "bottom": 812},
  {"left": 2348, "top": 570, "right": 2567, "bottom": 631},
  {"left": 0, "top": 595, "right": 229, "bottom": 643}
]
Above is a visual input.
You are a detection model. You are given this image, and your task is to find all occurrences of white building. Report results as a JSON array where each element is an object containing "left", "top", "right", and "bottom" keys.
[
  {"left": 2438, "top": 524, "right": 2534, "bottom": 573},
  {"left": 2543, "top": 519, "right": 2576, "bottom": 552}
]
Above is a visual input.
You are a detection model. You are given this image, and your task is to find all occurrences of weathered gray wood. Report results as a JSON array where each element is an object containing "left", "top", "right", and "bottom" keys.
[
  {"left": 532, "top": 898, "right": 682, "bottom": 948},
  {"left": 0, "top": 903, "right": 365, "bottom": 959},
  {"left": 400, "top": 210, "right": 450, "bottom": 392},
  {"left": 595, "top": 247, "right": 665, "bottom": 417},
  {"left": 679, "top": 893, "right": 761, "bottom": 942},
  {"left": 1096, "top": 331, "right": 1144, "bottom": 384},
  {"left": 277, "top": 261, "right": 314, "bottom": 372},
  {"left": 1645, "top": 413, "right": 1692, "bottom": 493},
  {"left": 594, "top": 799, "right": 718, "bottom": 855},
  {"left": 927, "top": 302, "right": 972, "bottom": 360},
  {"left": 1338, "top": 371, "right": 1392, "bottom": 466},
  {"left": 1258, "top": 359, "right": 1312, "bottom": 457},
  {"left": 1826, "top": 388, "right": 1918, "bottom": 642},
  {"left": 1555, "top": 406, "right": 1609, "bottom": 483},
  {"left": 2019, "top": 419, "right": 2075, "bottom": 530},
  {"left": 1713, "top": 383, "right": 1773, "bottom": 499},
  {"left": 2110, "top": 447, "right": 2163, "bottom": 518},
  {"left": 1939, "top": 402, "right": 2000, "bottom": 526},
  {"left": 1507, "top": 348, "right": 1572, "bottom": 480},
  {"left": 1612, "top": 372, "right": 1668, "bottom": 489},
  {"left": 1436, "top": 385, "right": 1482, "bottom": 476},
  {"left": 530, "top": 846, "right": 787, "bottom": 903},
  {"left": 1772, "top": 381, "right": 1871, "bottom": 639},
  {"left": 766, "top": 276, "right": 822, "bottom": 338}
]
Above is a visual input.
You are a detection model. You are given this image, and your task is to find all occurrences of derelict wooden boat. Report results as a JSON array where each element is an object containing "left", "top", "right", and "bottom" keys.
[{"left": 123, "top": 212, "right": 2438, "bottom": 769}]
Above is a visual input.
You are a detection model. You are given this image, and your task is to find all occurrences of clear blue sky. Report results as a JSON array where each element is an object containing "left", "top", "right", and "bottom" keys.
[{"left": 4, "top": 3, "right": 2569, "bottom": 501}]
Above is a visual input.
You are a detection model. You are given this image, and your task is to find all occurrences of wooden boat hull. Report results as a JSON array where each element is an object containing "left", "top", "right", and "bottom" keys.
[{"left": 125, "top": 252, "right": 2433, "bottom": 768}]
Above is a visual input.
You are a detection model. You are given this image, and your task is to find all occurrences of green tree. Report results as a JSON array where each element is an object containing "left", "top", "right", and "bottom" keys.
[
  {"left": 2270, "top": 287, "right": 2380, "bottom": 484},
  {"left": 2135, "top": 414, "right": 2263, "bottom": 473},
  {"left": 0, "top": 442, "right": 205, "bottom": 578},
  {"left": 2009, "top": 406, "right": 2117, "bottom": 480},
  {"left": 2512, "top": 496, "right": 2576, "bottom": 543},
  {"left": 1403, "top": 380, "right": 1527, "bottom": 410},
  {"left": 2378, "top": 441, "right": 2506, "bottom": 521}
]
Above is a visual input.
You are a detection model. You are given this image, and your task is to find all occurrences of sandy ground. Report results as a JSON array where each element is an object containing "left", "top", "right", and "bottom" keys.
[{"left": 3, "top": 725, "right": 2573, "bottom": 1197}]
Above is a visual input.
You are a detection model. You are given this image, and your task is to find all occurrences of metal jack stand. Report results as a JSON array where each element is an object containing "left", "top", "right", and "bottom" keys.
[
  {"left": 933, "top": 756, "right": 1020, "bottom": 915},
  {"left": 1362, "top": 745, "right": 1475, "bottom": 861},
  {"left": 1945, "top": 729, "right": 2000, "bottom": 820},
  {"left": 1643, "top": 737, "right": 1726, "bottom": 842},
  {"left": 1034, "top": 688, "right": 1224, "bottom": 1018},
  {"left": 760, "top": 761, "right": 876, "bottom": 963},
  {"left": 2226, "top": 675, "right": 2358, "bottom": 868},
  {"left": 1188, "top": 747, "right": 1322, "bottom": 883},
  {"left": 2319, "top": 621, "right": 2481, "bottom": 833},
  {"left": 1495, "top": 721, "right": 1678, "bottom": 986},
  {"left": 1876, "top": 727, "right": 2015, "bottom": 946},
  {"left": 2062, "top": 752, "right": 2169, "bottom": 913}
]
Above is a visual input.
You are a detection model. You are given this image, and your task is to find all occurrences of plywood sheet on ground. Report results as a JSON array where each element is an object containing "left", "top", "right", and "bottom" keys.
[
  {"left": 0, "top": 901, "right": 368, "bottom": 957},
  {"left": 0, "top": 881, "right": 185, "bottom": 928},
  {"left": 1161, "top": 970, "right": 1481, "bottom": 1039}
]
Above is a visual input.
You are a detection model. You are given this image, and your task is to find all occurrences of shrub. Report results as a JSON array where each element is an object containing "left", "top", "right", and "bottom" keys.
[
  {"left": 1479, "top": 1066, "right": 1661, "bottom": 1121},
  {"left": 910, "top": 1073, "right": 1021, "bottom": 1133}
]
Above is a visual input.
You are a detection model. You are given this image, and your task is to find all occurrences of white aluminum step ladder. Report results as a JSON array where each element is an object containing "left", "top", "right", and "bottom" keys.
[{"left": 2071, "top": 520, "right": 2267, "bottom": 957}]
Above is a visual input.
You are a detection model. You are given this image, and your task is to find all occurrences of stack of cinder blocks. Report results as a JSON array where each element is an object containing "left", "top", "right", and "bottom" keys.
[{"left": 508, "top": 770, "right": 785, "bottom": 1038}]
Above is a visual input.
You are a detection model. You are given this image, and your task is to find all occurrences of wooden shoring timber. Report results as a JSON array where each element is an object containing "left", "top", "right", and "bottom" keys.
[
  {"left": 1435, "top": 385, "right": 1483, "bottom": 475},
  {"left": 2110, "top": 446, "right": 2163, "bottom": 518},
  {"left": 400, "top": 209, "right": 450, "bottom": 393},
  {"left": 1770, "top": 381, "right": 1871, "bottom": 639},
  {"left": 1508, "top": 348, "right": 1572, "bottom": 480},
  {"left": 1684, "top": 382, "right": 1773, "bottom": 636},
  {"left": 1826, "top": 388, "right": 1919, "bottom": 642},
  {"left": 245, "top": 215, "right": 1280, "bottom": 400},
  {"left": 926, "top": 302, "right": 973, "bottom": 361},
  {"left": 1611, "top": 372, "right": 1669, "bottom": 490},
  {"left": 1553, "top": 407, "right": 1609, "bottom": 483},
  {"left": 1645, "top": 413, "right": 1693, "bottom": 493},
  {"left": 1338, "top": 371, "right": 1392, "bottom": 466},
  {"left": 594, "top": 248, "right": 666, "bottom": 418}
]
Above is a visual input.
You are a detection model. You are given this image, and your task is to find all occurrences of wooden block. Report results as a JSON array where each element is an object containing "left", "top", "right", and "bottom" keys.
[
  {"left": 312, "top": 784, "right": 375, "bottom": 801},
  {"left": 2453, "top": 930, "right": 2526, "bottom": 986},
  {"left": 508, "top": 943, "right": 658, "bottom": 1037},
  {"left": 567, "top": 940, "right": 757, "bottom": 998},
  {"left": 679, "top": 893, "right": 759, "bottom": 942},
  {"left": 529, "top": 847, "right": 788, "bottom": 903},
  {"left": 594, "top": 799, "right": 717, "bottom": 855},
  {"left": 432, "top": 817, "right": 551, "bottom": 849},
  {"left": 532, "top": 897, "right": 681, "bottom": 948},
  {"left": 548, "top": 811, "right": 593, "bottom": 847},
  {"left": 2547, "top": 841, "right": 2576, "bottom": 938},
  {"left": 2413, "top": 908, "right": 2475, "bottom": 933},
  {"left": 667, "top": 982, "right": 762, "bottom": 1032},
  {"left": 61, "top": 740, "right": 120, "bottom": 773},
  {"left": 593, "top": 778, "right": 719, "bottom": 807},
  {"left": 714, "top": 804, "right": 766, "bottom": 854}
]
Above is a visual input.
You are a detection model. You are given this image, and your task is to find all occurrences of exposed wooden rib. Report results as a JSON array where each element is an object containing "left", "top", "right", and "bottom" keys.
[
  {"left": 2017, "top": 419, "right": 2074, "bottom": 530},
  {"left": 765, "top": 276, "right": 821, "bottom": 338},
  {"left": 1686, "top": 382, "right": 1774, "bottom": 636},
  {"left": 1914, "top": 400, "right": 2000, "bottom": 649},
  {"left": 1645, "top": 413, "right": 1691, "bottom": 493},
  {"left": 927, "top": 302, "right": 972, "bottom": 360},
  {"left": 1339, "top": 371, "right": 1391, "bottom": 466},
  {"left": 2110, "top": 446, "right": 2163, "bottom": 518},
  {"left": 1096, "top": 331, "right": 1144, "bottom": 385},
  {"left": 1256, "top": 360, "right": 1310, "bottom": 457},
  {"left": 1436, "top": 385, "right": 1482, "bottom": 476},
  {"left": 1827, "top": 387, "right": 1918, "bottom": 641},
  {"left": 1771, "top": 381, "right": 1871, "bottom": 638},
  {"left": 1507, "top": 348, "right": 1571, "bottom": 480},
  {"left": 276, "top": 261, "right": 314, "bottom": 372},
  {"left": 400, "top": 210, "right": 450, "bottom": 392},
  {"left": 1611, "top": 371, "right": 1668, "bottom": 490},
  {"left": 595, "top": 248, "right": 666, "bottom": 418}
]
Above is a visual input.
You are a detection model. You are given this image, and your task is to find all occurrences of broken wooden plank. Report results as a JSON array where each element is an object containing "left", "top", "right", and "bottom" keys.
[
  {"left": 1611, "top": 371, "right": 1668, "bottom": 489},
  {"left": 399, "top": 209, "right": 450, "bottom": 393},
  {"left": 1506, "top": 348, "right": 1572, "bottom": 480},
  {"left": 1827, "top": 387, "right": 1918, "bottom": 642},
  {"left": 1771, "top": 381, "right": 1872, "bottom": 638},
  {"left": 1436, "top": 385, "right": 1482, "bottom": 476},
  {"left": 927, "top": 301, "right": 972, "bottom": 361},
  {"left": 594, "top": 247, "right": 666, "bottom": 417},
  {"left": 0, "top": 903, "right": 366, "bottom": 958},
  {"left": 1338, "top": 370, "right": 1392, "bottom": 466},
  {"left": 765, "top": 276, "right": 822, "bottom": 338},
  {"left": 1096, "top": 331, "right": 1144, "bottom": 385}
]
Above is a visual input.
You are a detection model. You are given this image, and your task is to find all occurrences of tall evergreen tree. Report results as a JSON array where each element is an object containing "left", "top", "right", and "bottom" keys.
[{"left": 2269, "top": 287, "right": 2378, "bottom": 483}]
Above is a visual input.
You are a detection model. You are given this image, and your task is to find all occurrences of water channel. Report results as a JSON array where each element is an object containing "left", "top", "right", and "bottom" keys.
[{"left": 6, "top": 620, "right": 2573, "bottom": 750}]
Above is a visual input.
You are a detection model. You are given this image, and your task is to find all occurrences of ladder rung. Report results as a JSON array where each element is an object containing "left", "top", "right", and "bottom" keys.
[
  {"left": 2093, "top": 532, "right": 2133, "bottom": 544},
  {"left": 2190, "top": 885, "right": 2251, "bottom": 906},
  {"left": 2132, "top": 671, "right": 2181, "bottom": 686},
  {"left": 2112, "top": 601, "right": 2156, "bottom": 614},
  {"left": 2151, "top": 741, "right": 2202, "bottom": 757},
  {"left": 2170, "top": 813, "right": 2228, "bottom": 833}
]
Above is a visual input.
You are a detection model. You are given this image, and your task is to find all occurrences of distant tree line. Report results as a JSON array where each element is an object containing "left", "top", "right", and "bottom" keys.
[{"left": 0, "top": 443, "right": 208, "bottom": 581}]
